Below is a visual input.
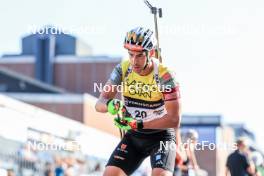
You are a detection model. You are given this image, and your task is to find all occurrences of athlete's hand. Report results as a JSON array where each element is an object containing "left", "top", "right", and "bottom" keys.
[
  {"left": 114, "top": 117, "right": 143, "bottom": 130},
  {"left": 107, "top": 99, "right": 123, "bottom": 115}
]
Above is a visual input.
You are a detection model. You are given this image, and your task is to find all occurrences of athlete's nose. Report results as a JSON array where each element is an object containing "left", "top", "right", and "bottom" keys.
[{"left": 131, "top": 55, "right": 139, "bottom": 66}]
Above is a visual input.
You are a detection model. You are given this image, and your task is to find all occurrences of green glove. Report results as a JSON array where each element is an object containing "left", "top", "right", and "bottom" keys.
[
  {"left": 114, "top": 117, "right": 134, "bottom": 130},
  {"left": 107, "top": 99, "right": 123, "bottom": 115},
  {"left": 114, "top": 117, "right": 143, "bottom": 130}
]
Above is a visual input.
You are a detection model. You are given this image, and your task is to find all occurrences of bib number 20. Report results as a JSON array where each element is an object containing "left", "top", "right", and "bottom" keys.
[{"left": 135, "top": 110, "right": 147, "bottom": 118}]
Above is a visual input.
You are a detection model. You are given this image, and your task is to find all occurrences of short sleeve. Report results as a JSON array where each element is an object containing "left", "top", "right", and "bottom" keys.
[
  {"left": 159, "top": 69, "right": 181, "bottom": 101},
  {"left": 109, "top": 64, "right": 122, "bottom": 85}
]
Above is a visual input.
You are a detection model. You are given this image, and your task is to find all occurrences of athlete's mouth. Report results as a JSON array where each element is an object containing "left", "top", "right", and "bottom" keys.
[{"left": 133, "top": 65, "right": 141, "bottom": 69}]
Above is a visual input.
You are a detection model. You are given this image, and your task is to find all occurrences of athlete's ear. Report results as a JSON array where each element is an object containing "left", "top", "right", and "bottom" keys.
[{"left": 149, "top": 49, "right": 155, "bottom": 57}]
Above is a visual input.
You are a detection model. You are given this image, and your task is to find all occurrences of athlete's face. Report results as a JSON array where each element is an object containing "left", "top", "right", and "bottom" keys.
[{"left": 128, "top": 50, "right": 147, "bottom": 74}]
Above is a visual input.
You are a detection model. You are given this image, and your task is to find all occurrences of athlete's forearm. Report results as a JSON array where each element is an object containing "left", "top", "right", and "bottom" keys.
[
  {"left": 95, "top": 80, "right": 118, "bottom": 113},
  {"left": 142, "top": 99, "right": 181, "bottom": 129},
  {"left": 143, "top": 114, "right": 180, "bottom": 129}
]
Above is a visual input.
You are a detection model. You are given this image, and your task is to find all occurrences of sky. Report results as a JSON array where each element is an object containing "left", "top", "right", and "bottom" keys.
[{"left": 0, "top": 0, "right": 264, "bottom": 150}]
